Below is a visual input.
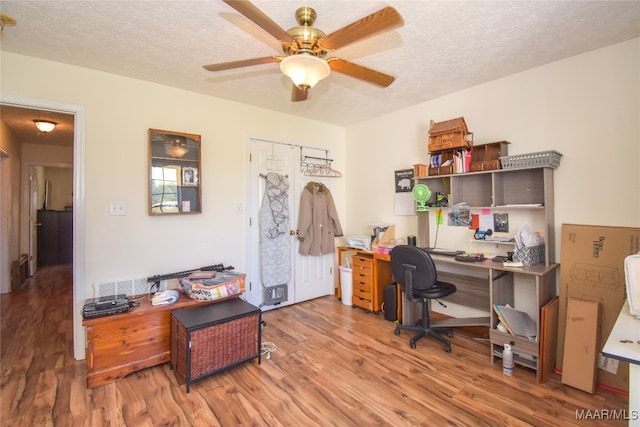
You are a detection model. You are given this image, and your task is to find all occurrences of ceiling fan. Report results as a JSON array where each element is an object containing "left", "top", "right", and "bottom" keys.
[{"left": 203, "top": 1, "right": 404, "bottom": 102}]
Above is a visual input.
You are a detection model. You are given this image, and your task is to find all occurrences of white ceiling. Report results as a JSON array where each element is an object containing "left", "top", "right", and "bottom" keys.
[{"left": 1, "top": 0, "right": 639, "bottom": 133}]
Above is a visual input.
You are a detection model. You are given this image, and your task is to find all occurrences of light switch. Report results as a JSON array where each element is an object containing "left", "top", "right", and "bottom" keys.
[{"left": 109, "top": 202, "right": 126, "bottom": 216}]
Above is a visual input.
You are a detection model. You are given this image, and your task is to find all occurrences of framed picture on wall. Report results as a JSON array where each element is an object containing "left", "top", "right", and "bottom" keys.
[{"left": 182, "top": 167, "right": 198, "bottom": 186}]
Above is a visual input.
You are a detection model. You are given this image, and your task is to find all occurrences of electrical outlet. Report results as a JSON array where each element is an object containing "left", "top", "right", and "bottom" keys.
[{"left": 109, "top": 202, "right": 126, "bottom": 216}]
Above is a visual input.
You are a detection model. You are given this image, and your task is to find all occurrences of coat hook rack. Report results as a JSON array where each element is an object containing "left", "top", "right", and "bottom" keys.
[{"left": 299, "top": 148, "right": 342, "bottom": 177}]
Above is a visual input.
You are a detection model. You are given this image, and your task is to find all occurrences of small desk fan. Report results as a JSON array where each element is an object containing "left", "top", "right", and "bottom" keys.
[{"left": 412, "top": 184, "right": 431, "bottom": 212}]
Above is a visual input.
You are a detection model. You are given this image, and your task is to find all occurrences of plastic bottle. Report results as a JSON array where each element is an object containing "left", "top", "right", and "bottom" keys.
[{"left": 503, "top": 343, "right": 514, "bottom": 376}]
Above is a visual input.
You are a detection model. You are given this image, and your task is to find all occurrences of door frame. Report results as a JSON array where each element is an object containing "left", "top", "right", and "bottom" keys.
[{"left": 1, "top": 94, "right": 86, "bottom": 360}]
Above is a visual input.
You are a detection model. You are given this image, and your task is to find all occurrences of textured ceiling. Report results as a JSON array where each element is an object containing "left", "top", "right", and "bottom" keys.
[{"left": 1, "top": 0, "right": 639, "bottom": 132}]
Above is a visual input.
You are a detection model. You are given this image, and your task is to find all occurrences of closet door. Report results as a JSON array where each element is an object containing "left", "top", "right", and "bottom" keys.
[{"left": 247, "top": 139, "right": 334, "bottom": 310}]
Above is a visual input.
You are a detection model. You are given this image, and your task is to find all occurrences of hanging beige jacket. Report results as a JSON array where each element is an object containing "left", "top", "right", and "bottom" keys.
[{"left": 297, "top": 182, "right": 343, "bottom": 256}]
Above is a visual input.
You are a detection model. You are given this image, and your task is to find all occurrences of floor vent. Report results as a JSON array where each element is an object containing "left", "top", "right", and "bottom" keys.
[{"left": 94, "top": 276, "right": 150, "bottom": 297}]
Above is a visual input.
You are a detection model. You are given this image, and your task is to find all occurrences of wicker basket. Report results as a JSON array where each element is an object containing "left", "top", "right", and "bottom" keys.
[
  {"left": 500, "top": 150, "right": 562, "bottom": 169},
  {"left": 186, "top": 314, "right": 259, "bottom": 378}
]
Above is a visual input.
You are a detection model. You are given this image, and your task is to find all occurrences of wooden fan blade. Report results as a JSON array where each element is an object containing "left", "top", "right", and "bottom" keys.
[
  {"left": 327, "top": 58, "right": 395, "bottom": 87},
  {"left": 203, "top": 56, "right": 281, "bottom": 71},
  {"left": 223, "top": 0, "right": 294, "bottom": 44},
  {"left": 319, "top": 6, "right": 403, "bottom": 51},
  {"left": 291, "top": 84, "right": 308, "bottom": 102}
]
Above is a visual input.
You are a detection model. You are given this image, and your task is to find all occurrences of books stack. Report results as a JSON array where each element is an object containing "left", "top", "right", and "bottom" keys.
[{"left": 493, "top": 304, "right": 537, "bottom": 340}]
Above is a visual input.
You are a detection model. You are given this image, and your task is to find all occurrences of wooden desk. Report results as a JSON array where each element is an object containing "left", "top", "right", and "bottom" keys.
[
  {"left": 602, "top": 301, "right": 640, "bottom": 426},
  {"left": 339, "top": 246, "right": 559, "bottom": 382},
  {"left": 430, "top": 253, "right": 559, "bottom": 382},
  {"left": 83, "top": 293, "right": 236, "bottom": 388}
]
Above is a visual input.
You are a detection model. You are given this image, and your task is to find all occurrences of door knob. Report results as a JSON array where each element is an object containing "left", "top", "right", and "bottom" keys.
[{"left": 289, "top": 230, "right": 296, "bottom": 235}]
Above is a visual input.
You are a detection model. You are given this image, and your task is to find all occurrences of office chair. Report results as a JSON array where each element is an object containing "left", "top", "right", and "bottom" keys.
[{"left": 390, "top": 245, "right": 457, "bottom": 352}]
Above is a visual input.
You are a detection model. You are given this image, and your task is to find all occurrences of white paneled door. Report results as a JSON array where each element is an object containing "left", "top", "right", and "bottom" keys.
[{"left": 247, "top": 138, "right": 334, "bottom": 310}]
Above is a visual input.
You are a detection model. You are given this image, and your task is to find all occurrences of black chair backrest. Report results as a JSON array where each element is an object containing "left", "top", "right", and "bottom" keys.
[{"left": 390, "top": 245, "right": 438, "bottom": 291}]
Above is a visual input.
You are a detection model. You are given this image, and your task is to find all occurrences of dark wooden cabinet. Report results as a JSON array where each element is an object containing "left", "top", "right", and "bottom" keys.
[{"left": 37, "top": 210, "right": 72, "bottom": 266}]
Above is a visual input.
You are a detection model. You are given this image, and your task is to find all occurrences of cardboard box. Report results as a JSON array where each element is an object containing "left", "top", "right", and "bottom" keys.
[
  {"left": 561, "top": 298, "right": 600, "bottom": 393},
  {"left": 557, "top": 224, "right": 640, "bottom": 392}
]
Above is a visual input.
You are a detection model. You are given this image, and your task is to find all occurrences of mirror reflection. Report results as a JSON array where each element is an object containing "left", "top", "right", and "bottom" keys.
[{"left": 149, "top": 129, "right": 202, "bottom": 215}]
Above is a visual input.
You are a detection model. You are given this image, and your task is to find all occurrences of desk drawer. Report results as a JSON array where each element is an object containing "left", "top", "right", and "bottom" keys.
[
  {"left": 353, "top": 288, "right": 372, "bottom": 301},
  {"left": 353, "top": 295, "right": 372, "bottom": 310},
  {"left": 353, "top": 269, "right": 373, "bottom": 282},
  {"left": 353, "top": 255, "right": 373, "bottom": 269},
  {"left": 352, "top": 265, "right": 373, "bottom": 279},
  {"left": 353, "top": 275, "right": 373, "bottom": 291}
]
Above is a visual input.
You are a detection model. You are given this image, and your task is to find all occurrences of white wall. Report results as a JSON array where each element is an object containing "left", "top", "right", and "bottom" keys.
[
  {"left": 345, "top": 38, "right": 639, "bottom": 318},
  {"left": 345, "top": 38, "right": 640, "bottom": 251},
  {"left": 1, "top": 52, "right": 345, "bottom": 289}
]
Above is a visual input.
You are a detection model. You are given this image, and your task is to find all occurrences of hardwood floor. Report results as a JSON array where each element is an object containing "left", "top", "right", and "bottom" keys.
[{"left": 1, "top": 265, "right": 630, "bottom": 426}]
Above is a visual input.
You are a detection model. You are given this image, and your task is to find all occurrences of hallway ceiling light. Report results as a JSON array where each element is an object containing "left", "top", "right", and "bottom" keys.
[{"left": 33, "top": 120, "right": 57, "bottom": 133}]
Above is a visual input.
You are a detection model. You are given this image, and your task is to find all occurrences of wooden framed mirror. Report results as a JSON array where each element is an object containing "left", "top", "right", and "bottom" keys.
[{"left": 148, "top": 129, "right": 202, "bottom": 215}]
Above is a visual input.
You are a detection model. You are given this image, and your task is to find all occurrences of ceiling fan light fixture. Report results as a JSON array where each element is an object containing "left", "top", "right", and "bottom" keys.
[
  {"left": 33, "top": 120, "right": 57, "bottom": 133},
  {"left": 280, "top": 54, "right": 330, "bottom": 91}
]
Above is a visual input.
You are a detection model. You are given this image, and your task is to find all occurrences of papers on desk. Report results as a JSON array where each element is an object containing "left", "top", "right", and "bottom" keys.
[
  {"left": 514, "top": 225, "right": 543, "bottom": 250},
  {"left": 494, "top": 304, "right": 537, "bottom": 340}
]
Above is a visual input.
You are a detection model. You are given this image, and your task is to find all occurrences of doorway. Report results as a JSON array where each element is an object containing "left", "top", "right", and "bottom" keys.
[
  {"left": 246, "top": 138, "right": 337, "bottom": 310},
  {"left": 32, "top": 166, "right": 74, "bottom": 268},
  {"left": 0, "top": 94, "right": 86, "bottom": 360}
]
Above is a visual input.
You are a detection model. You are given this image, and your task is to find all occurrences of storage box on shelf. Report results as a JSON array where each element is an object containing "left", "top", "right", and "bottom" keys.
[
  {"left": 428, "top": 148, "right": 474, "bottom": 176},
  {"left": 413, "top": 163, "right": 428, "bottom": 177},
  {"left": 500, "top": 150, "right": 562, "bottom": 169},
  {"left": 470, "top": 141, "right": 510, "bottom": 172}
]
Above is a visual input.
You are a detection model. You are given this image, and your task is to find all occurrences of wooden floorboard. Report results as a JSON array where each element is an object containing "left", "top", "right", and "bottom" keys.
[{"left": 0, "top": 265, "right": 630, "bottom": 426}]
